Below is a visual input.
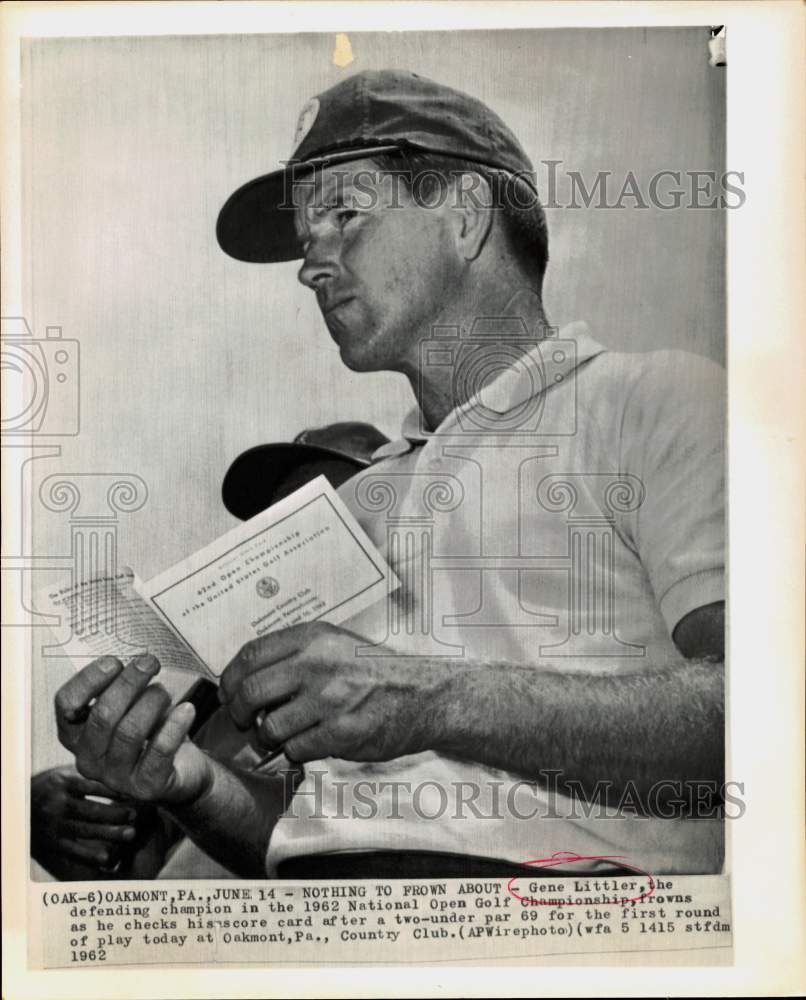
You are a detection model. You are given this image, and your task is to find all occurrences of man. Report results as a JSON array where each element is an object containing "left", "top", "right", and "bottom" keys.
[{"left": 54, "top": 71, "right": 725, "bottom": 878}]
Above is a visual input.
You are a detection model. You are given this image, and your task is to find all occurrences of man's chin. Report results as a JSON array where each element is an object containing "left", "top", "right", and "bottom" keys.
[
  {"left": 338, "top": 344, "right": 377, "bottom": 372},
  {"left": 326, "top": 317, "right": 388, "bottom": 372},
  {"left": 327, "top": 329, "right": 373, "bottom": 371}
]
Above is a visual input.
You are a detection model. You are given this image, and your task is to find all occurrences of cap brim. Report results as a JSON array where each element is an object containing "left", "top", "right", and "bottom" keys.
[
  {"left": 216, "top": 168, "right": 301, "bottom": 264},
  {"left": 216, "top": 145, "right": 407, "bottom": 263},
  {"left": 222, "top": 442, "right": 369, "bottom": 520}
]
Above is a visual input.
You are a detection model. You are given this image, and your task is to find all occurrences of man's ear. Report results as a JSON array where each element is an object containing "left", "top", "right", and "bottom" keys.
[{"left": 450, "top": 171, "right": 494, "bottom": 262}]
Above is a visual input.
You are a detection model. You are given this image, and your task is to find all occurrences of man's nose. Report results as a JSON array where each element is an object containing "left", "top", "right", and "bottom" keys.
[{"left": 297, "top": 232, "right": 340, "bottom": 291}]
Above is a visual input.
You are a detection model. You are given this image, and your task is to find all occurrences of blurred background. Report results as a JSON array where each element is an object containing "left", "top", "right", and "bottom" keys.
[{"left": 19, "top": 27, "right": 725, "bottom": 770}]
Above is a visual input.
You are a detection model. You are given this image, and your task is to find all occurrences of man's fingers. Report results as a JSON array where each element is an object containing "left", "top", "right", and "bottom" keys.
[
  {"left": 104, "top": 684, "right": 172, "bottom": 778},
  {"left": 134, "top": 702, "right": 196, "bottom": 796},
  {"left": 257, "top": 696, "right": 320, "bottom": 750},
  {"left": 64, "top": 771, "right": 125, "bottom": 801},
  {"left": 283, "top": 725, "right": 329, "bottom": 763},
  {"left": 54, "top": 656, "right": 123, "bottom": 748},
  {"left": 62, "top": 819, "right": 137, "bottom": 842},
  {"left": 67, "top": 795, "right": 137, "bottom": 826},
  {"left": 226, "top": 662, "right": 300, "bottom": 730},
  {"left": 56, "top": 837, "right": 120, "bottom": 869},
  {"left": 77, "top": 654, "right": 161, "bottom": 761},
  {"left": 219, "top": 627, "right": 306, "bottom": 704}
]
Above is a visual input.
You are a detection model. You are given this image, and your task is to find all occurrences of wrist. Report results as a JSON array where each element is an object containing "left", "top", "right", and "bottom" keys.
[{"left": 163, "top": 750, "right": 216, "bottom": 812}]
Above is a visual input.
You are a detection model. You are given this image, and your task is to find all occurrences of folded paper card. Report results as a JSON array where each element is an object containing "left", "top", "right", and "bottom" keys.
[
  {"left": 137, "top": 476, "right": 398, "bottom": 676},
  {"left": 38, "top": 476, "right": 398, "bottom": 680}
]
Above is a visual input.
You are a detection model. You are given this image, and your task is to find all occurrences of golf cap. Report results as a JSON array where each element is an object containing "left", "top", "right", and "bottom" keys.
[
  {"left": 222, "top": 421, "right": 390, "bottom": 520},
  {"left": 216, "top": 69, "right": 537, "bottom": 263}
]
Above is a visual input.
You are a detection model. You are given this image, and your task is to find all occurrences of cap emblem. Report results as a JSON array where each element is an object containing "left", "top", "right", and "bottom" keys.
[{"left": 292, "top": 98, "right": 320, "bottom": 155}]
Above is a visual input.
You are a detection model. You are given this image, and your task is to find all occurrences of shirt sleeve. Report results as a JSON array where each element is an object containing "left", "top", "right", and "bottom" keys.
[{"left": 618, "top": 350, "right": 726, "bottom": 636}]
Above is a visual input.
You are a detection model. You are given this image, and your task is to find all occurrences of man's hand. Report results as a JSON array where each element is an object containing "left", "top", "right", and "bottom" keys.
[
  {"left": 219, "top": 622, "right": 438, "bottom": 763},
  {"left": 219, "top": 620, "right": 723, "bottom": 811},
  {"left": 55, "top": 654, "right": 212, "bottom": 806},
  {"left": 31, "top": 764, "right": 138, "bottom": 874},
  {"left": 54, "top": 653, "right": 300, "bottom": 876}
]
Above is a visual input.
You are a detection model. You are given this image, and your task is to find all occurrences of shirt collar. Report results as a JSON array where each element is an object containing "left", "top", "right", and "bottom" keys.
[{"left": 372, "top": 321, "right": 606, "bottom": 458}]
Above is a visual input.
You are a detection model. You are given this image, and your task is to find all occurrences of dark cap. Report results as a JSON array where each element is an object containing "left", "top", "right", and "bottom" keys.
[
  {"left": 216, "top": 69, "right": 536, "bottom": 263},
  {"left": 222, "top": 421, "right": 390, "bottom": 520}
]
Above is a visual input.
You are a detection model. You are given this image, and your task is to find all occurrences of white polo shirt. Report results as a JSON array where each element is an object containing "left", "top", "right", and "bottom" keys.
[{"left": 265, "top": 322, "right": 726, "bottom": 875}]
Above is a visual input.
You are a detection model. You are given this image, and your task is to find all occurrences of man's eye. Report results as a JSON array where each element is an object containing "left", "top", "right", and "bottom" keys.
[{"left": 337, "top": 209, "right": 359, "bottom": 226}]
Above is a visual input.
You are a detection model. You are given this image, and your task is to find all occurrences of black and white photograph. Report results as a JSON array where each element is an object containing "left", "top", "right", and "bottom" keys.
[{"left": 2, "top": 1, "right": 804, "bottom": 995}]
